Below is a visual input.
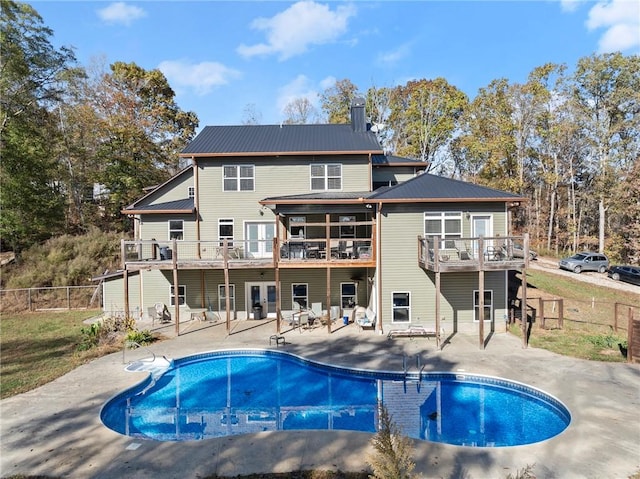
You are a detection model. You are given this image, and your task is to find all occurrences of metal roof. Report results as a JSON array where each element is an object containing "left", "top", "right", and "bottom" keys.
[
  {"left": 262, "top": 191, "right": 371, "bottom": 203},
  {"left": 181, "top": 124, "right": 383, "bottom": 156},
  {"left": 123, "top": 198, "right": 195, "bottom": 215},
  {"left": 368, "top": 173, "right": 524, "bottom": 202},
  {"left": 372, "top": 154, "right": 425, "bottom": 166}
]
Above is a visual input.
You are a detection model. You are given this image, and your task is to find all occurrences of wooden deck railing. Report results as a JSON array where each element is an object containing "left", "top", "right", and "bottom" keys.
[{"left": 418, "top": 235, "right": 529, "bottom": 272}]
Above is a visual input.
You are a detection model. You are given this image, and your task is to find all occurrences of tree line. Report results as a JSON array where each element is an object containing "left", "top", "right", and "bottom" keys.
[{"left": 2, "top": 1, "right": 639, "bottom": 264}]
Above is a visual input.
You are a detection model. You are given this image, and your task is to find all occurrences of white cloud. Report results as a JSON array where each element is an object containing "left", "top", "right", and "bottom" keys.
[
  {"left": 237, "top": 1, "right": 356, "bottom": 61},
  {"left": 559, "top": 0, "right": 582, "bottom": 13},
  {"left": 586, "top": 0, "right": 640, "bottom": 52},
  {"left": 319, "top": 76, "right": 337, "bottom": 90},
  {"left": 158, "top": 60, "right": 242, "bottom": 96},
  {"left": 97, "top": 2, "right": 146, "bottom": 26},
  {"left": 376, "top": 42, "right": 412, "bottom": 67},
  {"left": 276, "top": 75, "right": 320, "bottom": 114}
]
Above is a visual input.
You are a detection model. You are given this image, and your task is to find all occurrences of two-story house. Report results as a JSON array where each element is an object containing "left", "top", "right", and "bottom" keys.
[{"left": 101, "top": 99, "right": 530, "bottom": 349}]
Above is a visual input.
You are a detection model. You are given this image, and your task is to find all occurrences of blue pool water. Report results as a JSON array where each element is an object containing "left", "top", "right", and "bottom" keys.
[{"left": 101, "top": 350, "right": 570, "bottom": 446}]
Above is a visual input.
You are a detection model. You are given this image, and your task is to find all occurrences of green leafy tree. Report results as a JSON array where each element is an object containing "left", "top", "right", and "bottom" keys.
[
  {"left": 320, "top": 78, "right": 361, "bottom": 124},
  {"left": 388, "top": 78, "right": 468, "bottom": 173},
  {"left": 455, "top": 78, "right": 520, "bottom": 191},
  {"left": 571, "top": 53, "right": 640, "bottom": 253},
  {"left": 0, "top": 0, "right": 77, "bottom": 251},
  {"left": 58, "top": 61, "right": 199, "bottom": 229}
]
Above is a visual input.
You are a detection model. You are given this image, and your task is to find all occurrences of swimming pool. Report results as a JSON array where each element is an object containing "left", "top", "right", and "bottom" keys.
[{"left": 101, "top": 349, "right": 570, "bottom": 446}]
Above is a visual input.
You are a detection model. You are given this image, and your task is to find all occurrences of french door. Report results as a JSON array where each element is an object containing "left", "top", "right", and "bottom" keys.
[
  {"left": 472, "top": 215, "right": 492, "bottom": 258},
  {"left": 246, "top": 282, "right": 277, "bottom": 318},
  {"left": 245, "top": 222, "right": 275, "bottom": 258}
]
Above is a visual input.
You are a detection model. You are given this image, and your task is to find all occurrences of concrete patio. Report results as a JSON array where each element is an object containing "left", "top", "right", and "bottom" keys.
[{"left": 1, "top": 319, "right": 639, "bottom": 479}]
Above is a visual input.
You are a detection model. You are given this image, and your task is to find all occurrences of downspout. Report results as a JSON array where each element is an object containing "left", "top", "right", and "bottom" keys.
[
  {"left": 376, "top": 202, "right": 383, "bottom": 335},
  {"left": 194, "top": 159, "right": 205, "bottom": 309}
]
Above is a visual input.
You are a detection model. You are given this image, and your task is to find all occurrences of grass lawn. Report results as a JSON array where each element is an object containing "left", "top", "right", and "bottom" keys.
[
  {"left": 511, "top": 269, "right": 639, "bottom": 361},
  {"left": 0, "top": 309, "right": 118, "bottom": 399}
]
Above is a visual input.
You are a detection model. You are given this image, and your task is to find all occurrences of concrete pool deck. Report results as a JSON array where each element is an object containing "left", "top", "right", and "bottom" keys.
[{"left": 1, "top": 319, "right": 639, "bottom": 479}]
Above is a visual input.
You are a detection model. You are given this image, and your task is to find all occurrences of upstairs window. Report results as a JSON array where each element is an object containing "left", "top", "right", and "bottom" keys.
[
  {"left": 424, "top": 212, "right": 462, "bottom": 248},
  {"left": 168, "top": 220, "right": 184, "bottom": 240},
  {"left": 188, "top": 186, "right": 195, "bottom": 198},
  {"left": 218, "top": 218, "right": 234, "bottom": 246},
  {"left": 224, "top": 165, "right": 254, "bottom": 191},
  {"left": 311, "top": 164, "right": 341, "bottom": 191}
]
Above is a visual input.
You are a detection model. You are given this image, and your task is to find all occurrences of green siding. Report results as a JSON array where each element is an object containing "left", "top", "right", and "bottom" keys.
[{"left": 378, "top": 203, "right": 509, "bottom": 332}]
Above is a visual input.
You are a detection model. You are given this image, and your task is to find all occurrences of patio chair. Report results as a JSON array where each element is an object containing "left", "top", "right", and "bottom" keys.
[
  {"left": 355, "top": 307, "right": 376, "bottom": 331},
  {"left": 455, "top": 241, "right": 474, "bottom": 261},
  {"left": 310, "top": 302, "right": 325, "bottom": 323},
  {"left": 155, "top": 302, "right": 171, "bottom": 323}
]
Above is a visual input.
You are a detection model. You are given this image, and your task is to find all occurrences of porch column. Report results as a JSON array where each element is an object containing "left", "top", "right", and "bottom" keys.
[
  {"left": 123, "top": 269, "right": 129, "bottom": 319},
  {"left": 326, "top": 213, "right": 332, "bottom": 333},
  {"left": 478, "top": 269, "right": 485, "bottom": 350},
  {"left": 521, "top": 266, "right": 528, "bottom": 348},
  {"left": 435, "top": 271, "right": 441, "bottom": 350}
]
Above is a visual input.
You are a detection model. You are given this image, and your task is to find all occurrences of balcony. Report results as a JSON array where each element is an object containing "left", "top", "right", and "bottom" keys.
[
  {"left": 122, "top": 237, "right": 375, "bottom": 272},
  {"left": 418, "top": 235, "right": 529, "bottom": 273}
]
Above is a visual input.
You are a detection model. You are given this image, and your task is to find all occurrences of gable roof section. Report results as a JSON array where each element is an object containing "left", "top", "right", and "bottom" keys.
[
  {"left": 180, "top": 124, "right": 383, "bottom": 157},
  {"left": 368, "top": 173, "right": 524, "bottom": 203}
]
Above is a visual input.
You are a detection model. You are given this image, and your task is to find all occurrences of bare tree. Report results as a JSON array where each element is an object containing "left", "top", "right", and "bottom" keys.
[
  {"left": 241, "top": 103, "right": 262, "bottom": 125},
  {"left": 282, "top": 97, "right": 318, "bottom": 124}
]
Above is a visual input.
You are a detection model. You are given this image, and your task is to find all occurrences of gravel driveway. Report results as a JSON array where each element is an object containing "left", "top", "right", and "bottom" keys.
[{"left": 529, "top": 256, "right": 640, "bottom": 296}]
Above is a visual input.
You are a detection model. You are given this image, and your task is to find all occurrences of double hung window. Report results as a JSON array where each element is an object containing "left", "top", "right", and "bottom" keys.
[
  {"left": 310, "top": 164, "right": 341, "bottom": 191},
  {"left": 218, "top": 284, "right": 235, "bottom": 312},
  {"left": 218, "top": 218, "right": 234, "bottom": 246},
  {"left": 391, "top": 292, "right": 410, "bottom": 323},
  {"left": 473, "top": 290, "right": 493, "bottom": 322},
  {"left": 341, "top": 283, "right": 357, "bottom": 309},
  {"left": 223, "top": 165, "right": 254, "bottom": 191},
  {"left": 292, "top": 284, "right": 308, "bottom": 309},
  {"left": 424, "top": 212, "right": 462, "bottom": 248},
  {"left": 169, "top": 220, "right": 184, "bottom": 240},
  {"left": 170, "top": 285, "right": 186, "bottom": 306}
]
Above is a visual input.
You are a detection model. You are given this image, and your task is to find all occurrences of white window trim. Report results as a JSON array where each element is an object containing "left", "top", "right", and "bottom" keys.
[
  {"left": 424, "top": 212, "right": 462, "bottom": 238},
  {"left": 310, "top": 163, "right": 342, "bottom": 191},
  {"left": 170, "top": 284, "right": 186, "bottom": 307},
  {"left": 391, "top": 291, "right": 411, "bottom": 323},
  {"left": 291, "top": 283, "right": 308, "bottom": 310},
  {"left": 218, "top": 218, "right": 234, "bottom": 245},
  {"left": 168, "top": 220, "right": 184, "bottom": 241},
  {"left": 223, "top": 164, "right": 255, "bottom": 192},
  {"left": 473, "top": 289, "right": 493, "bottom": 322},
  {"left": 340, "top": 282, "right": 357, "bottom": 309},
  {"left": 218, "top": 284, "right": 236, "bottom": 312}
]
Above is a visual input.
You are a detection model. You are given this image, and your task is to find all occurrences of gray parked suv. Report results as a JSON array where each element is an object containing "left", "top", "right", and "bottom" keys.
[{"left": 558, "top": 252, "right": 609, "bottom": 273}]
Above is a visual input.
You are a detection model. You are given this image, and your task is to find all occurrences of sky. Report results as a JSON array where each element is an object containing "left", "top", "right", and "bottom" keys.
[{"left": 33, "top": 0, "right": 640, "bottom": 129}]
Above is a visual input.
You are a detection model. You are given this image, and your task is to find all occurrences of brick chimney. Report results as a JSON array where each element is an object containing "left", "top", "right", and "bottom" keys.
[{"left": 350, "top": 97, "right": 366, "bottom": 132}]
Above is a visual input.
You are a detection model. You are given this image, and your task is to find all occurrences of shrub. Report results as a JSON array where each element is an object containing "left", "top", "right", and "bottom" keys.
[
  {"left": 126, "top": 329, "right": 154, "bottom": 347},
  {"left": 367, "top": 404, "right": 416, "bottom": 479},
  {"left": 76, "top": 314, "right": 137, "bottom": 351}
]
